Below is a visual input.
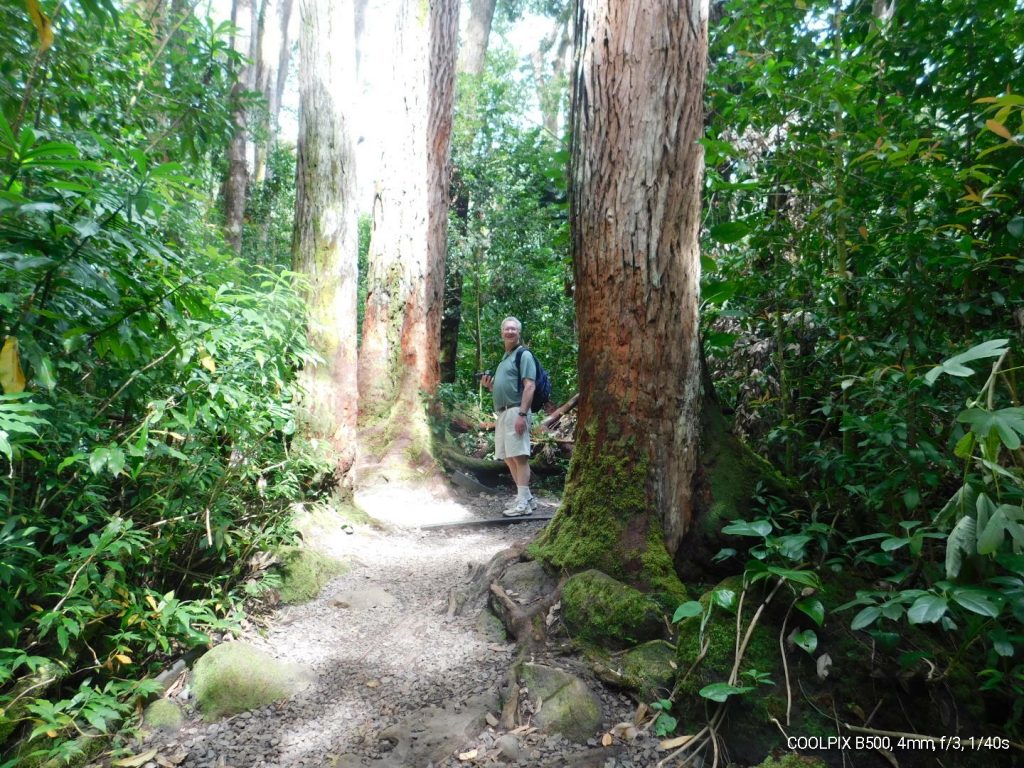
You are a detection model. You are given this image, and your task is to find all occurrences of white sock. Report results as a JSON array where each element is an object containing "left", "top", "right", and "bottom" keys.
[{"left": 517, "top": 485, "right": 531, "bottom": 502}]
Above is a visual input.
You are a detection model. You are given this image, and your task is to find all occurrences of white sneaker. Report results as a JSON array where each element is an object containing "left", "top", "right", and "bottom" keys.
[
  {"left": 527, "top": 496, "right": 540, "bottom": 511},
  {"left": 503, "top": 499, "right": 531, "bottom": 517}
]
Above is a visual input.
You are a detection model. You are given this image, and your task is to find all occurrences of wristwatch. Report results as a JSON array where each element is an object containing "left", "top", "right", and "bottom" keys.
[{"left": 518, "top": 411, "right": 528, "bottom": 417}]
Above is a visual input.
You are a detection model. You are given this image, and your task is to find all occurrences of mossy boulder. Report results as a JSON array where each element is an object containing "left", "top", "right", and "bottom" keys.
[
  {"left": 562, "top": 569, "right": 666, "bottom": 650},
  {"left": 142, "top": 698, "right": 184, "bottom": 732},
  {"left": 519, "top": 663, "right": 603, "bottom": 743},
  {"left": 588, "top": 640, "right": 677, "bottom": 700},
  {"left": 190, "top": 642, "right": 309, "bottom": 721},
  {"left": 277, "top": 546, "right": 348, "bottom": 604}
]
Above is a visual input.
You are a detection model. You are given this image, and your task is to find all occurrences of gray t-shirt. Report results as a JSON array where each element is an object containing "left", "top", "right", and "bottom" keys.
[{"left": 493, "top": 346, "right": 538, "bottom": 410}]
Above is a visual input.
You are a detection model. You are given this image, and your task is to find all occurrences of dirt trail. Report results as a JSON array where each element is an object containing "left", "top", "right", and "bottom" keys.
[{"left": 135, "top": 485, "right": 661, "bottom": 768}]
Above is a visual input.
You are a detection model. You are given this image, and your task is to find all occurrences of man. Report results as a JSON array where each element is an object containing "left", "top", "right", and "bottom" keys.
[{"left": 481, "top": 316, "right": 537, "bottom": 517}]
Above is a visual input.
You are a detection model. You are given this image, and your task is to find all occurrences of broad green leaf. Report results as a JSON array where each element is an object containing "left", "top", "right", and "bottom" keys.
[
  {"left": 951, "top": 589, "right": 999, "bottom": 618},
  {"left": 924, "top": 339, "right": 1008, "bottom": 385},
  {"left": 722, "top": 519, "right": 772, "bottom": 537},
  {"left": 1009, "top": 216, "right": 1024, "bottom": 239},
  {"left": 957, "top": 407, "right": 1024, "bottom": 450},
  {"left": 945, "top": 516, "right": 976, "bottom": 579},
  {"left": 953, "top": 431, "right": 975, "bottom": 459},
  {"left": 792, "top": 629, "right": 818, "bottom": 654},
  {"left": 708, "top": 221, "right": 750, "bottom": 244},
  {"left": 712, "top": 588, "right": 737, "bottom": 611},
  {"left": 795, "top": 598, "right": 825, "bottom": 626},
  {"left": 907, "top": 595, "right": 948, "bottom": 624},
  {"left": 672, "top": 601, "right": 703, "bottom": 622},
  {"left": 977, "top": 507, "right": 1008, "bottom": 555},
  {"left": 698, "top": 682, "right": 754, "bottom": 702},
  {"left": 851, "top": 606, "right": 881, "bottom": 630}
]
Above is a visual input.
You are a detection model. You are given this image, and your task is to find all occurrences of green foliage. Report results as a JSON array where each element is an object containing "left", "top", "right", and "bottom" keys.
[
  {"left": 447, "top": 48, "right": 574, "bottom": 408},
  {"left": 703, "top": 0, "right": 1023, "bottom": 737},
  {"left": 0, "top": 2, "right": 325, "bottom": 761}
]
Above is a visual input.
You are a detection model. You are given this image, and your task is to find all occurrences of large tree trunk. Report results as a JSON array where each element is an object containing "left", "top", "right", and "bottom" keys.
[
  {"left": 458, "top": 0, "right": 496, "bottom": 75},
  {"left": 535, "top": 0, "right": 708, "bottom": 581},
  {"left": 223, "top": 0, "right": 257, "bottom": 253},
  {"left": 357, "top": 0, "right": 459, "bottom": 480},
  {"left": 253, "top": 0, "right": 295, "bottom": 185},
  {"left": 292, "top": 0, "right": 360, "bottom": 477}
]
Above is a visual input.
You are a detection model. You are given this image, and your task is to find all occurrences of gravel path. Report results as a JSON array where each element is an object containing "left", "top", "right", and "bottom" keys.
[{"left": 137, "top": 486, "right": 667, "bottom": 768}]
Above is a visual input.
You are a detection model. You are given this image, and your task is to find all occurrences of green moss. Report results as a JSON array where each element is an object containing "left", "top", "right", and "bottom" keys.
[
  {"left": 675, "top": 581, "right": 782, "bottom": 722},
  {"left": 590, "top": 640, "right": 677, "bottom": 700},
  {"left": 532, "top": 428, "right": 672, "bottom": 585},
  {"left": 702, "top": 406, "right": 789, "bottom": 528},
  {"left": 562, "top": 570, "right": 665, "bottom": 649},
  {"left": 276, "top": 546, "right": 349, "bottom": 604},
  {"left": 142, "top": 698, "right": 184, "bottom": 731},
  {"left": 191, "top": 643, "right": 305, "bottom": 721}
]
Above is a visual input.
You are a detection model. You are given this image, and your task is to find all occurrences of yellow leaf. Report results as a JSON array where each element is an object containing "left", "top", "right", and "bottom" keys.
[
  {"left": 199, "top": 354, "right": 216, "bottom": 373},
  {"left": 0, "top": 337, "right": 26, "bottom": 394},
  {"left": 113, "top": 749, "right": 159, "bottom": 767},
  {"left": 660, "top": 734, "right": 695, "bottom": 750},
  {"left": 24, "top": 0, "right": 54, "bottom": 52},
  {"left": 114, "top": 653, "right": 132, "bottom": 665},
  {"left": 601, "top": 733, "right": 613, "bottom": 747},
  {"left": 46, "top": 729, "right": 57, "bottom": 738},
  {"left": 985, "top": 119, "right": 1013, "bottom": 140},
  {"left": 145, "top": 594, "right": 158, "bottom": 611}
]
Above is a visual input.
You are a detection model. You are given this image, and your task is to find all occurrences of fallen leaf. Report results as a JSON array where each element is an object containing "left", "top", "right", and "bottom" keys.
[
  {"left": 659, "top": 734, "right": 694, "bottom": 750},
  {"left": 485, "top": 712, "right": 499, "bottom": 727},
  {"left": 365, "top": 679, "right": 380, "bottom": 688},
  {"left": 633, "top": 702, "right": 650, "bottom": 724},
  {"left": 601, "top": 733, "right": 613, "bottom": 747},
  {"left": 113, "top": 749, "right": 159, "bottom": 767},
  {"left": 457, "top": 748, "right": 478, "bottom": 761},
  {"left": 816, "top": 652, "right": 833, "bottom": 680}
]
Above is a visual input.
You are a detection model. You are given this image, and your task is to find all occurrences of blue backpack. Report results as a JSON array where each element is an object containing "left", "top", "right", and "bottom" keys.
[{"left": 515, "top": 348, "right": 552, "bottom": 413}]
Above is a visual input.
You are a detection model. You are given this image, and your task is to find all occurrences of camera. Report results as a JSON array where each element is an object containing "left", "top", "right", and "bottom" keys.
[{"left": 474, "top": 371, "right": 491, "bottom": 380}]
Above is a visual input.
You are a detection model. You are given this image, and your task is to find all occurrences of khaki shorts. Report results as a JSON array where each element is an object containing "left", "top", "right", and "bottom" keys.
[{"left": 494, "top": 408, "right": 531, "bottom": 460}]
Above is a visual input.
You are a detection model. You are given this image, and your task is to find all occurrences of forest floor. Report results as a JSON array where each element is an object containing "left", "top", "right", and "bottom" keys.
[{"left": 127, "top": 483, "right": 669, "bottom": 768}]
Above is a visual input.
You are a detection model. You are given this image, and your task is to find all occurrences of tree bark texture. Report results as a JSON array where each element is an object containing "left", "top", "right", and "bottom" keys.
[
  {"left": 551, "top": 0, "right": 709, "bottom": 559},
  {"left": 292, "top": 0, "right": 360, "bottom": 476},
  {"left": 458, "top": 0, "right": 496, "bottom": 76},
  {"left": 253, "top": 0, "right": 295, "bottom": 184},
  {"left": 357, "top": 0, "right": 459, "bottom": 476},
  {"left": 223, "top": 0, "right": 256, "bottom": 252}
]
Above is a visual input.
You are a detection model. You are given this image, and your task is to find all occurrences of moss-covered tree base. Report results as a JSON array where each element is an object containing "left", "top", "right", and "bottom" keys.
[
  {"left": 676, "top": 401, "right": 795, "bottom": 581},
  {"left": 531, "top": 436, "right": 688, "bottom": 610}
]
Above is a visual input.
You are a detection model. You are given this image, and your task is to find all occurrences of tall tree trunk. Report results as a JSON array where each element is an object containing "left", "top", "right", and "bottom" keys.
[
  {"left": 292, "top": 0, "right": 360, "bottom": 477},
  {"left": 535, "top": 0, "right": 708, "bottom": 581},
  {"left": 357, "top": 0, "right": 459, "bottom": 480},
  {"left": 439, "top": 0, "right": 495, "bottom": 384},
  {"left": 223, "top": 0, "right": 256, "bottom": 253},
  {"left": 458, "top": 0, "right": 496, "bottom": 75},
  {"left": 253, "top": 0, "right": 295, "bottom": 185}
]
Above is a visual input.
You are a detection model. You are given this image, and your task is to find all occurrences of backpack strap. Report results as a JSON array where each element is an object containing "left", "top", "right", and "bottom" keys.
[{"left": 513, "top": 346, "right": 533, "bottom": 394}]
